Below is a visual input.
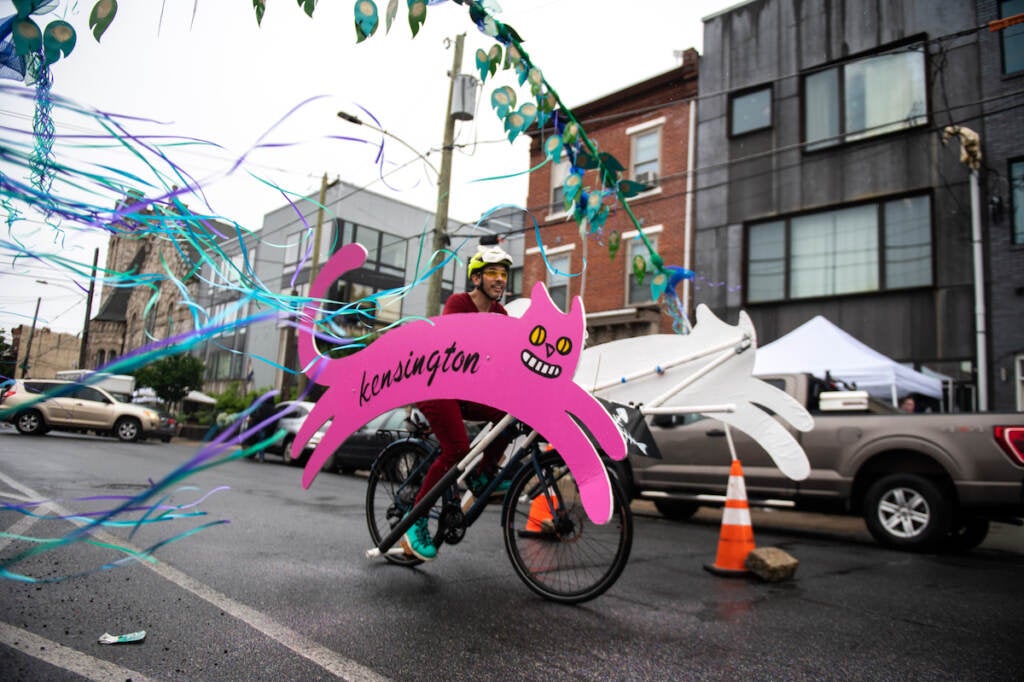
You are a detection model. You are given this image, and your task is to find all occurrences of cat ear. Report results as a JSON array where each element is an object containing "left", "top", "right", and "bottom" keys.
[
  {"left": 568, "top": 294, "right": 586, "bottom": 322},
  {"left": 528, "top": 281, "right": 556, "bottom": 308}
]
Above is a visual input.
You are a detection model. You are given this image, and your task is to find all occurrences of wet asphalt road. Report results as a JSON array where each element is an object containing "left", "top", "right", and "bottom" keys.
[{"left": 1, "top": 427, "right": 1022, "bottom": 681}]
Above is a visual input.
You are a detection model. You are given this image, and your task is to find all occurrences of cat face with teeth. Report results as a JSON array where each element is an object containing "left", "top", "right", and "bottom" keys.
[{"left": 521, "top": 324, "right": 572, "bottom": 378}]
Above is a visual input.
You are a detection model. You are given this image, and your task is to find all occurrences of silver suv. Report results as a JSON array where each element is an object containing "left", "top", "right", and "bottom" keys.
[{"left": 1, "top": 379, "right": 160, "bottom": 442}]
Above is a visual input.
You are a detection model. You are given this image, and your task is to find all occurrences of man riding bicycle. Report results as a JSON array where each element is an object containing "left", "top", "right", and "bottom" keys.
[{"left": 401, "top": 245, "right": 518, "bottom": 561}]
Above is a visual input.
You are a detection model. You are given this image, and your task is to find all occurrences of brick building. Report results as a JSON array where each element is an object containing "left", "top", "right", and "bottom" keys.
[{"left": 521, "top": 50, "right": 700, "bottom": 345}]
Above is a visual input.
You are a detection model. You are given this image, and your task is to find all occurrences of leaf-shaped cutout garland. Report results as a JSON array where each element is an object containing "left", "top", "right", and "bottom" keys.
[
  {"left": 476, "top": 48, "right": 490, "bottom": 82},
  {"left": 90, "top": 0, "right": 117, "bottom": 42},
  {"left": 616, "top": 179, "right": 649, "bottom": 198},
  {"left": 562, "top": 121, "right": 579, "bottom": 145},
  {"left": 527, "top": 67, "right": 544, "bottom": 96},
  {"left": 487, "top": 44, "right": 501, "bottom": 76},
  {"left": 575, "top": 149, "right": 599, "bottom": 170},
  {"left": 490, "top": 85, "right": 516, "bottom": 118},
  {"left": 649, "top": 270, "right": 668, "bottom": 301},
  {"left": 504, "top": 110, "right": 525, "bottom": 142},
  {"left": 12, "top": 18, "right": 42, "bottom": 57},
  {"left": 506, "top": 43, "right": 522, "bottom": 69},
  {"left": 607, "top": 231, "right": 621, "bottom": 259},
  {"left": 562, "top": 173, "right": 582, "bottom": 210},
  {"left": 632, "top": 254, "right": 647, "bottom": 285},
  {"left": 43, "top": 20, "right": 76, "bottom": 64},
  {"left": 407, "top": 0, "right": 426, "bottom": 37},
  {"left": 543, "top": 135, "right": 563, "bottom": 162},
  {"left": 517, "top": 102, "right": 537, "bottom": 130},
  {"left": 354, "top": 0, "right": 378, "bottom": 42},
  {"left": 385, "top": 0, "right": 398, "bottom": 32}
]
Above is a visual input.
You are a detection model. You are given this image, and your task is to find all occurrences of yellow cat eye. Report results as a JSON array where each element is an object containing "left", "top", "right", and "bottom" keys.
[
  {"left": 529, "top": 325, "right": 547, "bottom": 345},
  {"left": 555, "top": 337, "right": 572, "bottom": 355}
]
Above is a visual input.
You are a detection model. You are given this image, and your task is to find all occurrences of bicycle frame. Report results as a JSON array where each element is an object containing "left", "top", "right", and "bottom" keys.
[{"left": 366, "top": 413, "right": 518, "bottom": 558}]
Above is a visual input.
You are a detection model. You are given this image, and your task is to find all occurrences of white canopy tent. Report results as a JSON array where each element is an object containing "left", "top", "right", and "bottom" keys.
[{"left": 751, "top": 315, "right": 943, "bottom": 405}]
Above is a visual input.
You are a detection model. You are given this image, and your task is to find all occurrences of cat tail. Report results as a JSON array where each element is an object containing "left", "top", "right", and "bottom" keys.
[{"left": 297, "top": 243, "right": 370, "bottom": 376}]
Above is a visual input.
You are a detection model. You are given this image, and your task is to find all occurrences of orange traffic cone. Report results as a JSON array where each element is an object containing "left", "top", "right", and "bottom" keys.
[
  {"left": 704, "top": 459, "right": 756, "bottom": 576},
  {"left": 525, "top": 493, "right": 558, "bottom": 533}
]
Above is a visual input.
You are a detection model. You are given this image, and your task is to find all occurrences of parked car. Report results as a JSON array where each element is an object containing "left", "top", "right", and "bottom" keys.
[
  {"left": 321, "top": 407, "right": 427, "bottom": 474},
  {"left": 618, "top": 372, "right": 1024, "bottom": 552},
  {"left": 1, "top": 379, "right": 161, "bottom": 442},
  {"left": 249, "top": 400, "right": 318, "bottom": 465},
  {"left": 149, "top": 407, "right": 180, "bottom": 443}
]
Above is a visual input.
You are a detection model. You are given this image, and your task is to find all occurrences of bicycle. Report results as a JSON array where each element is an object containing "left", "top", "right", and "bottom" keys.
[{"left": 364, "top": 413, "right": 633, "bottom": 604}]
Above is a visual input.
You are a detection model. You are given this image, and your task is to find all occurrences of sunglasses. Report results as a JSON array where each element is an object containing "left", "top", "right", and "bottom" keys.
[{"left": 481, "top": 268, "right": 508, "bottom": 280}]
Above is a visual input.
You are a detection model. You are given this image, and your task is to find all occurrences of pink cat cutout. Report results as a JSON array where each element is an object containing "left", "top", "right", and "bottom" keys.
[{"left": 292, "top": 243, "right": 626, "bottom": 523}]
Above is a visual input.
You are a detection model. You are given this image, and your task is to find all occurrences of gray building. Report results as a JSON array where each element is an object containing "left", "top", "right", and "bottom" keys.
[
  {"left": 192, "top": 226, "right": 262, "bottom": 396},
  {"left": 695, "top": 0, "right": 1023, "bottom": 411}
]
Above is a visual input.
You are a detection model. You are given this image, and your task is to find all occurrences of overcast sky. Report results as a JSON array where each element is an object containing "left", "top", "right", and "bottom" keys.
[{"left": 0, "top": 0, "right": 736, "bottom": 339}]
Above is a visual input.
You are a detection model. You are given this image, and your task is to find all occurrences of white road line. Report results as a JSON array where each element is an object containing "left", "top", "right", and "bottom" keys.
[
  {"left": 0, "top": 621, "right": 157, "bottom": 682},
  {"left": 0, "top": 471, "right": 390, "bottom": 682}
]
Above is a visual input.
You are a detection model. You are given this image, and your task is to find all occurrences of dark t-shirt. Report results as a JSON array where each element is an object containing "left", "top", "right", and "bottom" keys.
[{"left": 443, "top": 292, "right": 507, "bottom": 316}]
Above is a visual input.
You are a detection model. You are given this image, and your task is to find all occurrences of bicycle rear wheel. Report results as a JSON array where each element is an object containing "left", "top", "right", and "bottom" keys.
[
  {"left": 365, "top": 442, "right": 448, "bottom": 566},
  {"left": 502, "top": 450, "right": 633, "bottom": 604}
]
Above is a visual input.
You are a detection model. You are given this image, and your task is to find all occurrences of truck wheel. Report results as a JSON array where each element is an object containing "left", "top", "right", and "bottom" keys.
[
  {"left": 114, "top": 417, "right": 141, "bottom": 442},
  {"left": 943, "top": 517, "right": 989, "bottom": 552},
  {"left": 15, "top": 410, "right": 47, "bottom": 435},
  {"left": 654, "top": 499, "right": 699, "bottom": 521},
  {"left": 863, "top": 474, "right": 950, "bottom": 551}
]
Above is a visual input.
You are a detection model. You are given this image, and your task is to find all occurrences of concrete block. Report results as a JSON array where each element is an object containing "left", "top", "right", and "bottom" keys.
[{"left": 745, "top": 546, "right": 798, "bottom": 582}]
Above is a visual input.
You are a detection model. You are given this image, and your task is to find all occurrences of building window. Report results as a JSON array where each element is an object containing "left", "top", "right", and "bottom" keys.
[
  {"left": 341, "top": 221, "right": 406, "bottom": 277},
  {"left": 546, "top": 253, "right": 571, "bottom": 311},
  {"left": 631, "top": 128, "right": 661, "bottom": 187},
  {"left": 1012, "top": 159, "right": 1024, "bottom": 244},
  {"left": 627, "top": 236, "right": 659, "bottom": 305},
  {"left": 803, "top": 43, "right": 927, "bottom": 150},
  {"left": 1001, "top": 0, "right": 1024, "bottom": 74},
  {"left": 730, "top": 86, "right": 772, "bottom": 136},
  {"left": 506, "top": 265, "right": 523, "bottom": 302},
  {"left": 283, "top": 223, "right": 334, "bottom": 275},
  {"left": 746, "top": 195, "right": 932, "bottom": 302}
]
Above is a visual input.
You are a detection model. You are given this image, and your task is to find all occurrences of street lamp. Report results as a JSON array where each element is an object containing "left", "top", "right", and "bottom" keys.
[
  {"left": 336, "top": 110, "right": 441, "bottom": 178},
  {"left": 942, "top": 125, "right": 988, "bottom": 411}
]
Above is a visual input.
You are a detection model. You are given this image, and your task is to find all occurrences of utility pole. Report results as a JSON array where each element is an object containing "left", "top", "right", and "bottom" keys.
[
  {"left": 425, "top": 32, "right": 465, "bottom": 318},
  {"left": 296, "top": 173, "right": 330, "bottom": 397},
  {"left": 19, "top": 297, "right": 41, "bottom": 378},
  {"left": 310, "top": 173, "right": 329, "bottom": 285},
  {"left": 78, "top": 247, "right": 98, "bottom": 369}
]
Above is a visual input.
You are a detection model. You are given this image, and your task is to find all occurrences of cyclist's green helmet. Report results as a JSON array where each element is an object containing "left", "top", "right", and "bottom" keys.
[{"left": 467, "top": 246, "right": 513, "bottom": 278}]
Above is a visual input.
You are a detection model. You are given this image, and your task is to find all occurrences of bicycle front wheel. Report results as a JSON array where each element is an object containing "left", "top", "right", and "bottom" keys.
[
  {"left": 365, "top": 442, "right": 446, "bottom": 567},
  {"left": 502, "top": 450, "right": 633, "bottom": 604}
]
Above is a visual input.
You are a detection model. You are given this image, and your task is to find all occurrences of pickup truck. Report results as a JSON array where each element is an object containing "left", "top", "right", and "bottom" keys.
[{"left": 620, "top": 372, "right": 1024, "bottom": 551}]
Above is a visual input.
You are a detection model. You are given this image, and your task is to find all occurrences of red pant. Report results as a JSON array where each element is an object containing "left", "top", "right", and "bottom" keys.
[{"left": 414, "top": 399, "right": 513, "bottom": 504}]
